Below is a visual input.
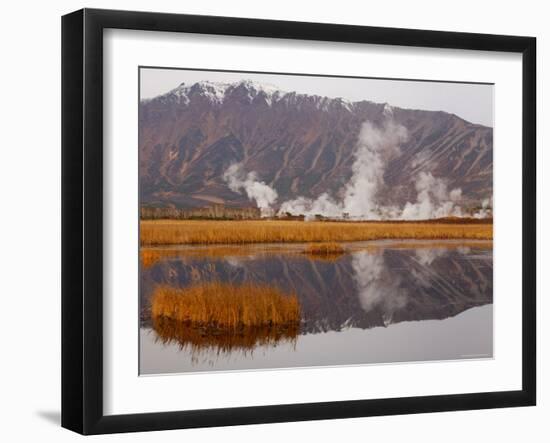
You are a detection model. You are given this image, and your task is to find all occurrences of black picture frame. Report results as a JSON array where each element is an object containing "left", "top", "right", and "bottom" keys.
[{"left": 61, "top": 8, "right": 536, "bottom": 435}]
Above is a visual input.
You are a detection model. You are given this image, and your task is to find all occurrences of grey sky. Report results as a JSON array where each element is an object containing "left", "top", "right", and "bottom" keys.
[{"left": 140, "top": 67, "right": 494, "bottom": 127}]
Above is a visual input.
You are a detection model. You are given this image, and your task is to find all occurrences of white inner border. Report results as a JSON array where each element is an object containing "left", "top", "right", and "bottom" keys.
[{"left": 103, "top": 29, "right": 523, "bottom": 416}]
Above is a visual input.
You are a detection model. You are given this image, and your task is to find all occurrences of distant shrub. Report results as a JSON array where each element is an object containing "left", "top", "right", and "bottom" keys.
[{"left": 304, "top": 243, "right": 345, "bottom": 256}]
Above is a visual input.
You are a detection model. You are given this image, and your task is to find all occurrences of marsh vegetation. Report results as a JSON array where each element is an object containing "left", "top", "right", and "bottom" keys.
[
  {"left": 151, "top": 282, "right": 301, "bottom": 330},
  {"left": 140, "top": 219, "right": 493, "bottom": 246},
  {"left": 149, "top": 282, "right": 301, "bottom": 356}
]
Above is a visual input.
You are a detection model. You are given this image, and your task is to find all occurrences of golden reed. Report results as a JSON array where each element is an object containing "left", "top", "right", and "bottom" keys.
[
  {"left": 151, "top": 282, "right": 301, "bottom": 354},
  {"left": 304, "top": 242, "right": 345, "bottom": 255},
  {"left": 140, "top": 220, "right": 493, "bottom": 246},
  {"left": 151, "top": 282, "right": 301, "bottom": 330}
]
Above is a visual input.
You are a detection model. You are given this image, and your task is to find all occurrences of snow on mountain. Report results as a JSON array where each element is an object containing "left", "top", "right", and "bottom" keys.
[
  {"left": 149, "top": 79, "right": 358, "bottom": 111},
  {"left": 158, "top": 80, "right": 283, "bottom": 105}
]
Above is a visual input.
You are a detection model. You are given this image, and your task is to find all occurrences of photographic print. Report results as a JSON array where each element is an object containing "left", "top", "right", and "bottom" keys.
[{"left": 138, "top": 68, "right": 493, "bottom": 375}]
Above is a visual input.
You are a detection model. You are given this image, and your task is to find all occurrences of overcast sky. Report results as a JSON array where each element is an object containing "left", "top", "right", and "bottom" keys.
[{"left": 140, "top": 67, "right": 493, "bottom": 127}]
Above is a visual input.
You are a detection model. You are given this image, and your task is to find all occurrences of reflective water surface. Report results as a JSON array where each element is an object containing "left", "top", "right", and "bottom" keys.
[{"left": 139, "top": 241, "right": 493, "bottom": 374}]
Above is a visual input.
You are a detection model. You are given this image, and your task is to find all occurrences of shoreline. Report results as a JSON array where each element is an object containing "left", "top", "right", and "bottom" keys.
[
  {"left": 140, "top": 238, "right": 493, "bottom": 267},
  {"left": 141, "top": 238, "right": 493, "bottom": 252}
]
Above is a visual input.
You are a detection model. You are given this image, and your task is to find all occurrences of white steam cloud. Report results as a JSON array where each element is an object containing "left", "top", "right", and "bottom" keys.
[
  {"left": 223, "top": 162, "right": 278, "bottom": 216},
  {"left": 399, "top": 171, "right": 463, "bottom": 220},
  {"left": 279, "top": 120, "right": 407, "bottom": 219},
  {"left": 473, "top": 197, "right": 493, "bottom": 219},
  {"left": 223, "top": 118, "right": 490, "bottom": 220}
]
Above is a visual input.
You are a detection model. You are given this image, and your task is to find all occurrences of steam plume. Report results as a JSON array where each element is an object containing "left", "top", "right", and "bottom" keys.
[
  {"left": 223, "top": 162, "right": 278, "bottom": 216},
  {"left": 474, "top": 197, "right": 493, "bottom": 219},
  {"left": 223, "top": 118, "right": 489, "bottom": 221},
  {"left": 343, "top": 120, "right": 407, "bottom": 217},
  {"left": 399, "top": 172, "right": 463, "bottom": 220},
  {"left": 279, "top": 120, "right": 407, "bottom": 219}
]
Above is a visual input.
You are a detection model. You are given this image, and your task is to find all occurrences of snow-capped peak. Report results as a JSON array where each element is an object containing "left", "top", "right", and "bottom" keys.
[
  {"left": 166, "top": 79, "right": 284, "bottom": 105},
  {"left": 234, "top": 79, "right": 281, "bottom": 96},
  {"left": 176, "top": 80, "right": 231, "bottom": 104},
  {"left": 151, "top": 79, "right": 358, "bottom": 112}
]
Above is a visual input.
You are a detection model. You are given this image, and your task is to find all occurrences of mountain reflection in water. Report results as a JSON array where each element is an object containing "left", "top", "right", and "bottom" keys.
[{"left": 139, "top": 242, "right": 493, "bottom": 373}]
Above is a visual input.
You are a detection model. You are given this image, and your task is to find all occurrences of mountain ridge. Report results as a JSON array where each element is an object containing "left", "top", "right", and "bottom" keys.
[
  {"left": 143, "top": 80, "right": 490, "bottom": 127},
  {"left": 139, "top": 80, "right": 493, "bottom": 214}
]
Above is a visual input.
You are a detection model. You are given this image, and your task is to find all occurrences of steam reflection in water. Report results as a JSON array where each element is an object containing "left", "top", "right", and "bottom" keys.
[{"left": 139, "top": 242, "right": 493, "bottom": 374}]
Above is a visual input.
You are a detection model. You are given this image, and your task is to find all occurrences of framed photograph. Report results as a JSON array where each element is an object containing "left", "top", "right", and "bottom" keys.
[{"left": 62, "top": 8, "right": 536, "bottom": 434}]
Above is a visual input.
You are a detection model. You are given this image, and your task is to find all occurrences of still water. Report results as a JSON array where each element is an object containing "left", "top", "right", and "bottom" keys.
[{"left": 139, "top": 241, "right": 493, "bottom": 375}]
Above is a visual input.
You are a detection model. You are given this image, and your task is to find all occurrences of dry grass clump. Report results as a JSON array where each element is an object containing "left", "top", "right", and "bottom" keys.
[
  {"left": 151, "top": 282, "right": 300, "bottom": 330},
  {"left": 304, "top": 242, "right": 345, "bottom": 255},
  {"left": 140, "top": 220, "right": 493, "bottom": 246},
  {"left": 303, "top": 243, "right": 346, "bottom": 261}
]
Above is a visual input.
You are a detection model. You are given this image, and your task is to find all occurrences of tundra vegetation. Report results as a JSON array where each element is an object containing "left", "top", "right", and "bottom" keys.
[
  {"left": 302, "top": 243, "right": 347, "bottom": 261},
  {"left": 151, "top": 283, "right": 301, "bottom": 330},
  {"left": 140, "top": 219, "right": 493, "bottom": 246},
  {"left": 150, "top": 282, "right": 301, "bottom": 354}
]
